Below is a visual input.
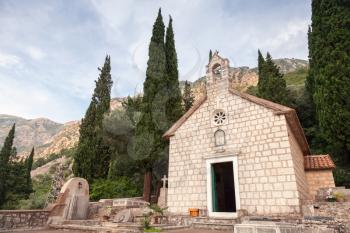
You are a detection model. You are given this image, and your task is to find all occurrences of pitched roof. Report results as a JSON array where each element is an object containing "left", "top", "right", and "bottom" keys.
[
  {"left": 304, "top": 155, "right": 336, "bottom": 171},
  {"left": 163, "top": 89, "right": 310, "bottom": 156}
]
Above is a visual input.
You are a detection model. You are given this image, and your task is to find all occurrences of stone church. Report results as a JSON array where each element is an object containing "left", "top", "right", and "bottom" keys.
[{"left": 163, "top": 52, "right": 335, "bottom": 217}]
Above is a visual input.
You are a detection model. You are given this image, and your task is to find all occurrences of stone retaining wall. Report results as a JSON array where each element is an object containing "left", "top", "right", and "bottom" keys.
[
  {"left": 314, "top": 202, "right": 350, "bottom": 223},
  {"left": 0, "top": 210, "right": 50, "bottom": 230}
]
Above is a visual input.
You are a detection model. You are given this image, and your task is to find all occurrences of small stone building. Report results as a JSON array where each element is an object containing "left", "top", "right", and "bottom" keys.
[{"left": 163, "top": 52, "right": 335, "bottom": 218}]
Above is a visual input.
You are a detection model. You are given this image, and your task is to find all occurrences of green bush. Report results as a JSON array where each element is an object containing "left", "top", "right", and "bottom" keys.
[
  {"left": 333, "top": 168, "right": 350, "bottom": 188},
  {"left": 5, "top": 174, "right": 52, "bottom": 210},
  {"left": 90, "top": 177, "right": 141, "bottom": 201}
]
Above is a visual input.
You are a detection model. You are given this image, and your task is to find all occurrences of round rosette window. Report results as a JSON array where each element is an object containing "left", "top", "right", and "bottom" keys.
[{"left": 213, "top": 111, "right": 227, "bottom": 125}]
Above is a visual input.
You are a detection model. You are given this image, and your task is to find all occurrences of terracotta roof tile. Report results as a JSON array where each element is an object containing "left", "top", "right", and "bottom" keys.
[{"left": 304, "top": 155, "right": 336, "bottom": 171}]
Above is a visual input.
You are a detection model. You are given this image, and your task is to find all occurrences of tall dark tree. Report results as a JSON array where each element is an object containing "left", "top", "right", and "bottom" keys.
[
  {"left": 134, "top": 9, "right": 168, "bottom": 202},
  {"left": 183, "top": 81, "right": 194, "bottom": 111},
  {"left": 73, "top": 55, "right": 113, "bottom": 182},
  {"left": 209, "top": 49, "right": 213, "bottom": 62},
  {"left": 165, "top": 16, "right": 183, "bottom": 123},
  {"left": 93, "top": 56, "right": 113, "bottom": 179},
  {"left": 307, "top": 0, "right": 350, "bottom": 162},
  {"left": 0, "top": 124, "right": 15, "bottom": 207},
  {"left": 257, "top": 50, "right": 266, "bottom": 95},
  {"left": 25, "top": 147, "right": 34, "bottom": 194},
  {"left": 257, "top": 52, "right": 288, "bottom": 105},
  {"left": 73, "top": 100, "right": 98, "bottom": 181}
]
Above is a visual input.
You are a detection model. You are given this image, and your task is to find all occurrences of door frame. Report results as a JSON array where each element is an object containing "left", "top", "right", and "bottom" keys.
[{"left": 206, "top": 155, "right": 240, "bottom": 218}]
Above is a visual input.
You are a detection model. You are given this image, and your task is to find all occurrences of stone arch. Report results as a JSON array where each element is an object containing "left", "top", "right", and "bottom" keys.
[{"left": 212, "top": 63, "right": 222, "bottom": 78}]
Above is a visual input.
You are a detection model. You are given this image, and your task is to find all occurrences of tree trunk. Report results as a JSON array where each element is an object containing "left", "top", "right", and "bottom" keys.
[{"left": 143, "top": 170, "right": 152, "bottom": 202}]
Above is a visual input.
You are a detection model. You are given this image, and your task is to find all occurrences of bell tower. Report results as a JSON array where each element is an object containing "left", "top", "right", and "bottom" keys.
[{"left": 206, "top": 51, "right": 230, "bottom": 101}]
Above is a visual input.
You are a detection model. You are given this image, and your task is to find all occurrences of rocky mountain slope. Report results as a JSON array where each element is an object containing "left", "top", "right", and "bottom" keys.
[
  {"left": 0, "top": 115, "right": 79, "bottom": 159},
  {"left": 0, "top": 115, "right": 63, "bottom": 157},
  {"left": 1, "top": 58, "right": 308, "bottom": 166},
  {"left": 181, "top": 58, "right": 308, "bottom": 101}
]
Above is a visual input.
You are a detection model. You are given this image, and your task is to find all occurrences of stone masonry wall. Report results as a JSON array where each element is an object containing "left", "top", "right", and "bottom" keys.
[
  {"left": 287, "top": 125, "right": 311, "bottom": 203},
  {"left": 168, "top": 92, "right": 305, "bottom": 215},
  {"left": 0, "top": 210, "right": 49, "bottom": 230},
  {"left": 306, "top": 170, "right": 335, "bottom": 199}
]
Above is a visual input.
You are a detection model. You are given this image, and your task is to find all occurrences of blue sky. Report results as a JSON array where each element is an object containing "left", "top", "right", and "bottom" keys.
[{"left": 0, "top": 0, "right": 311, "bottom": 123}]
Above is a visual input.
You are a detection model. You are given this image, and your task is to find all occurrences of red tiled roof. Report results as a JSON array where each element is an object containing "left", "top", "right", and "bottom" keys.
[{"left": 304, "top": 155, "right": 336, "bottom": 171}]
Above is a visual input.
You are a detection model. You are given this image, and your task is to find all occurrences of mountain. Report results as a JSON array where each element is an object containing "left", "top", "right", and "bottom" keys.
[
  {"left": 0, "top": 115, "right": 63, "bottom": 157},
  {"left": 0, "top": 114, "right": 80, "bottom": 159},
  {"left": 272, "top": 58, "right": 308, "bottom": 74},
  {"left": 180, "top": 58, "right": 308, "bottom": 101}
]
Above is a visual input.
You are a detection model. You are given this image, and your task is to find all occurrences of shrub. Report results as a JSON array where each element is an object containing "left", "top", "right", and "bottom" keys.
[
  {"left": 90, "top": 177, "right": 141, "bottom": 201},
  {"left": 6, "top": 174, "right": 52, "bottom": 210}
]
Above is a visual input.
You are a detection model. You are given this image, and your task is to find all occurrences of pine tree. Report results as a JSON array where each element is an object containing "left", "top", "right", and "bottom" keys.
[
  {"left": 183, "top": 81, "right": 194, "bottom": 111},
  {"left": 165, "top": 16, "right": 183, "bottom": 124},
  {"left": 134, "top": 9, "right": 167, "bottom": 202},
  {"left": 24, "top": 147, "right": 34, "bottom": 195},
  {"left": 209, "top": 49, "right": 213, "bottom": 62},
  {"left": 73, "top": 56, "right": 113, "bottom": 181},
  {"left": 308, "top": 0, "right": 350, "bottom": 161},
  {"left": 257, "top": 52, "right": 288, "bottom": 105},
  {"left": 0, "top": 124, "right": 15, "bottom": 207}
]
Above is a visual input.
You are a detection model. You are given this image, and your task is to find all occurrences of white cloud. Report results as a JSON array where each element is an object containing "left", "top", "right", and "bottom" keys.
[
  {"left": 0, "top": 52, "right": 20, "bottom": 67},
  {"left": 0, "top": 0, "right": 311, "bottom": 122},
  {"left": 26, "top": 46, "right": 46, "bottom": 60}
]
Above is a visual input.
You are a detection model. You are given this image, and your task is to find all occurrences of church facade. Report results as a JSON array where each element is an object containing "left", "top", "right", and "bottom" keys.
[{"left": 163, "top": 52, "right": 335, "bottom": 217}]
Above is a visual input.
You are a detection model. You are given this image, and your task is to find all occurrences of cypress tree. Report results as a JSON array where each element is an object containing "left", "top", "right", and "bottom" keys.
[
  {"left": 0, "top": 124, "right": 15, "bottom": 207},
  {"left": 308, "top": 0, "right": 350, "bottom": 160},
  {"left": 73, "top": 56, "right": 113, "bottom": 181},
  {"left": 73, "top": 100, "right": 97, "bottom": 181},
  {"left": 165, "top": 16, "right": 183, "bottom": 123},
  {"left": 209, "top": 49, "right": 213, "bottom": 62},
  {"left": 25, "top": 147, "right": 34, "bottom": 194},
  {"left": 257, "top": 50, "right": 266, "bottom": 95},
  {"left": 134, "top": 9, "right": 167, "bottom": 202},
  {"left": 183, "top": 81, "right": 194, "bottom": 111},
  {"left": 257, "top": 52, "right": 288, "bottom": 105},
  {"left": 92, "top": 56, "right": 113, "bottom": 179}
]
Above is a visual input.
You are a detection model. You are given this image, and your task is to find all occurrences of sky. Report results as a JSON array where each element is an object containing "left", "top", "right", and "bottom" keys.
[{"left": 0, "top": 0, "right": 311, "bottom": 123}]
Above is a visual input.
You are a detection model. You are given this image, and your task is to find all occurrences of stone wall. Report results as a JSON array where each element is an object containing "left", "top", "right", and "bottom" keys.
[
  {"left": 287, "top": 124, "right": 311, "bottom": 203},
  {"left": 313, "top": 202, "right": 350, "bottom": 223},
  {"left": 167, "top": 54, "right": 308, "bottom": 216},
  {"left": 306, "top": 170, "right": 335, "bottom": 199},
  {"left": 0, "top": 210, "right": 50, "bottom": 230}
]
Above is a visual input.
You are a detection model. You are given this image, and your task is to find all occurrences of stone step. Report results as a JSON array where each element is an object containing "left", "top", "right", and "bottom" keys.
[
  {"left": 192, "top": 222, "right": 235, "bottom": 231},
  {"left": 192, "top": 217, "right": 239, "bottom": 224},
  {"left": 49, "top": 223, "right": 141, "bottom": 233}
]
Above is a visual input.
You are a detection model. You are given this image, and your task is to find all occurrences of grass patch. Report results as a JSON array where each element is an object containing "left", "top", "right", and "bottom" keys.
[
  {"left": 284, "top": 68, "right": 308, "bottom": 86},
  {"left": 144, "top": 227, "right": 161, "bottom": 232}
]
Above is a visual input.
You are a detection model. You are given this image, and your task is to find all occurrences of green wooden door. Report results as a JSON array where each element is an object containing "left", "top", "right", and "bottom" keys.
[{"left": 211, "top": 164, "right": 218, "bottom": 212}]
